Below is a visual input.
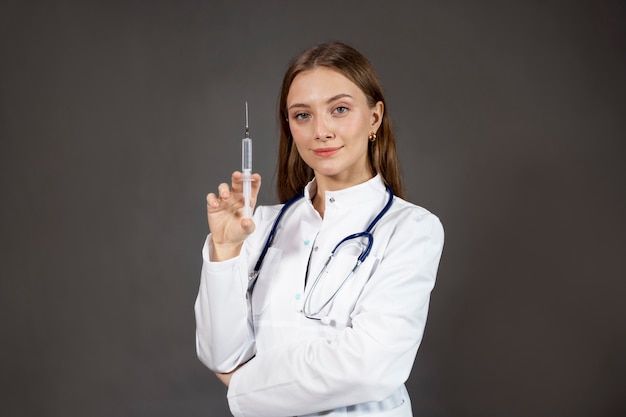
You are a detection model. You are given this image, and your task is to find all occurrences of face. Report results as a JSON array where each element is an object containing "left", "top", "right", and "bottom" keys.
[{"left": 286, "top": 67, "right": 383, "bottom": 190}]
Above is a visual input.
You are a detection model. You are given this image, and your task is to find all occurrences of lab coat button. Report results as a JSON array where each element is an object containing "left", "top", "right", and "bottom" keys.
[{"left": 329, "top": 197, "right": 335, "bottom": 203}]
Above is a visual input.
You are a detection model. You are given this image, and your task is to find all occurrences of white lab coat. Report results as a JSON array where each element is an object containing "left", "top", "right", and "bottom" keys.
[{"left": 195, "top": 175, "right": 444, "bottom": 417}]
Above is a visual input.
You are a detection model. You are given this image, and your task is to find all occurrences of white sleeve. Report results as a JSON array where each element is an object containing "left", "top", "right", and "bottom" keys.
[
  {"left": 226, "top": 213, "right": 445, "bottom": 417},
  {"left": 194, "top": 236, "right": 256, "bottom": 373}
]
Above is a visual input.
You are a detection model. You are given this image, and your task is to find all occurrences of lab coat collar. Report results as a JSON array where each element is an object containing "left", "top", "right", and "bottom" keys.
[{"left": 303, "top": 174, "right": 387, "bottom": 210}]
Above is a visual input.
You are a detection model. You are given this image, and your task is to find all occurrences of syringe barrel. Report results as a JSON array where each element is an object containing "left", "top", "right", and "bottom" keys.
[{"left": 242, "top": 138, "right": 252, "bottom": 171}]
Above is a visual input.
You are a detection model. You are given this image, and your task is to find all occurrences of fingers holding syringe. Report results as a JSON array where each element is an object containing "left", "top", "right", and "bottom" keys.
[
  {"left": 231, "top": 171, "right": 262, "bottom": 207},
  {"left": 206, "top": 181, "right": 250, "bottom": 245},
  {"left": 206, "top": 172, "right": 260, "bottom": 212},
  {"left": 230, "top": 171, "right": 261, "bottom": 234},
  {"left": 206, "top": 183, "right": 235, "bottom": 225},
  {"left": 232, "top": 171, "right": 261, "bottom": 203}
]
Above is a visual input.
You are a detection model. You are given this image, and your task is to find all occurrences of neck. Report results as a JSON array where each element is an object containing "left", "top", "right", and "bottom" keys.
[
  {"left": 312, "top": 192, "right": 325, "bottom": 218},
  {"left": 314, "top": 171, "right": 374, "bottom": 194},
  {"left": 310, "top": 172, "right": 376, "bottom": 218}
]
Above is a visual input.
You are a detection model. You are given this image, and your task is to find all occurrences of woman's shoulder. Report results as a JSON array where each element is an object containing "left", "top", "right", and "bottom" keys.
[
  {"left": 386, "top": 195, "right": 444, "bottom": 237},
  {"left": 254, "top": 193, "right": 310, "bottom": 219},
  {"left": 254, "top": 203, "right": 284, "bottom": 218},
  {"left": 390, "top": 195, "right": 439, "bottom": 219}
]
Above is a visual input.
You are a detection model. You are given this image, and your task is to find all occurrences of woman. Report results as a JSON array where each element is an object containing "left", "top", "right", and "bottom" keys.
[{"left": 195, "top": 41, "right": 444, "bottom": 416}]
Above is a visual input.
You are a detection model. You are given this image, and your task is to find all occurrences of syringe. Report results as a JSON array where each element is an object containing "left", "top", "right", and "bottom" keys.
[{"left": 242, "top": 102, "right": 252, "bottom": 218}]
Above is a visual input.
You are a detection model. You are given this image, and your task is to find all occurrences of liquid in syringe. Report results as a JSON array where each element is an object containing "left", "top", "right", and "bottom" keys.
[{"left": 242, "top": 102, "right": 252, "bottom": 218}]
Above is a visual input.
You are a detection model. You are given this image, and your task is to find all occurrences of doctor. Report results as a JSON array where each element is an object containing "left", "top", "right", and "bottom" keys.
[{"left": 195, "top": 41, "right": 444, "bottom": 416}]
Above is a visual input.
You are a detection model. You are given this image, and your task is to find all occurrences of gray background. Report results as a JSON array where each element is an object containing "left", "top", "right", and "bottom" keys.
[{"left": 1, "top": 1, "right": 624, "bottom": 416}]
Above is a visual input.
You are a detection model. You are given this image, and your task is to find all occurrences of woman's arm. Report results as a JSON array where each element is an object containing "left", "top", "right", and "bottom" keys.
[
  {"left": 226, "top": 212, "right": 444, "bottom": 416},
  {"left": 195, "top": 172, "right": 262, "bottom": 372},
  {"left": 194, "top": 237, "right": 256, "bottom": 372}
]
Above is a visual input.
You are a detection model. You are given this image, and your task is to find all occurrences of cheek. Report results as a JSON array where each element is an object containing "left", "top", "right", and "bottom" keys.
[
  {"left": 344, "top": 113, "right": 370, "bottom": 135},
  {"left": 288, "top": 126, "right": 308, "bottom": 156},
  {"left": 289, "top": 124, "right": 309, "bottom": 146}
]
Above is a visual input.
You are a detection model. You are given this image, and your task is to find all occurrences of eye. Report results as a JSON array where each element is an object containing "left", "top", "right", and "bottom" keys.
[
  {"left": 293, "top": 112, "right": 310, "bottom": 120},
  {"left": 333, "top": 106, "right": 349, "bottom": 115}
]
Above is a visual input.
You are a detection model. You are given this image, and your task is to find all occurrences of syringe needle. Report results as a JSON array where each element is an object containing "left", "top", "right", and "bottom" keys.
[
  {"left": 245, "top": 101, "right": 249, "bottom": 138},
  {"left": 242, "top": 102, "right": 252, "bottom": 218}
]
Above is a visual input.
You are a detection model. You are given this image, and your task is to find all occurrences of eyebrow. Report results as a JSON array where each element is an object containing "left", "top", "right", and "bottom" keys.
[{"left": 288, "top": 93, "right": 353, "bottom": 110}]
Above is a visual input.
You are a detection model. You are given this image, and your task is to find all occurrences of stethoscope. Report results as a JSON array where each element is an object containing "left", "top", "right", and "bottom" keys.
[{"left": 248, "top": 185, "right": 394, "bottom": 324}]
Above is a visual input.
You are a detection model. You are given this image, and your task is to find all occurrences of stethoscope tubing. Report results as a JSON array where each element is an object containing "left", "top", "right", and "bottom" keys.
[{"left": 248, "top": 186, "right": 394, "bottom": 301}]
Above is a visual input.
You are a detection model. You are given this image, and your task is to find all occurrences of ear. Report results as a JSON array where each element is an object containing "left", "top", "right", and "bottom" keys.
[{"left": 370, "top": 101, "right": 384, "bottom": 131}]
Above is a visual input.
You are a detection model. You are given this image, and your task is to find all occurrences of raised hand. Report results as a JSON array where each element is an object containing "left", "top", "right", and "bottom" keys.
[{"left": 206, "top": 171, "right": 262, "bottom": 261}]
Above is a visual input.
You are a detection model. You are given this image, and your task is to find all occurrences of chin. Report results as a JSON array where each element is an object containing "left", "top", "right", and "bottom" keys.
[{"left": 312, "top": 166, "right": 344, "bottom": 178}]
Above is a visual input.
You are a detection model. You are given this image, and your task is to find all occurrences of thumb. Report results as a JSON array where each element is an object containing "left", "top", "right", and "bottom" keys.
[{"left": 241, "top": 217, "right": 256, "bottom": 235}]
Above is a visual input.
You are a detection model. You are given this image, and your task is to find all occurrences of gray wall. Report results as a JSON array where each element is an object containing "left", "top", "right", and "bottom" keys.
[{"left": 1, "top": 1, "right": 624, "bottom": 416}]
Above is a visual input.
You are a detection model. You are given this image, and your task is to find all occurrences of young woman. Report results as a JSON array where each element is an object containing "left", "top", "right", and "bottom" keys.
[{"left": 195, "top": 41, "right": 444, "bottom": 416}]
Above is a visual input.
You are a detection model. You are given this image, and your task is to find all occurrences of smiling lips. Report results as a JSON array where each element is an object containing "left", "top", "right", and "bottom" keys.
[{"left": 313, "top": 146, "right": 342, "bottom": 157}]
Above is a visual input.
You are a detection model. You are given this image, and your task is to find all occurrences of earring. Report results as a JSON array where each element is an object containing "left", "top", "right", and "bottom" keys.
[{"left": 368, "top": 132, "right": 377, "bottom": 142}]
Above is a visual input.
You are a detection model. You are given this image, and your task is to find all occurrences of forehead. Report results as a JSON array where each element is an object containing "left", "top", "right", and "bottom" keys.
[{"left": 287, "top": 67, "right": 365, "bottom": 103}]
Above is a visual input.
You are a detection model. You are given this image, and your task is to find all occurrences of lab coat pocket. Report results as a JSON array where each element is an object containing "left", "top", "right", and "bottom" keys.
[{"left": 251, "top": 247, "right": 283, "bottom": 318}]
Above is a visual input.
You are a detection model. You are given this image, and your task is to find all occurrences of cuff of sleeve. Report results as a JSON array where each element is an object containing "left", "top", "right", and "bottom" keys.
[{"left": 202, "top": 235, "right": 242, "bottom": 268}]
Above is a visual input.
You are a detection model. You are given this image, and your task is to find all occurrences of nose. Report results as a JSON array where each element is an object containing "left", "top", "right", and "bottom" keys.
[{"left": 315, "top": 116, "right": 334, "bottom": 142}]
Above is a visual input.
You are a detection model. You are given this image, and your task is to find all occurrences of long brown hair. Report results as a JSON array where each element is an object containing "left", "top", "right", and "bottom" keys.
[{"left": 277, "top": 41, "right": 405, "bottom": 202}]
